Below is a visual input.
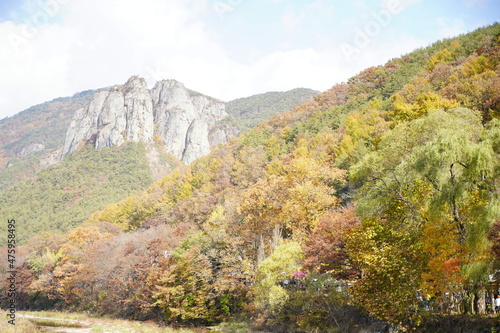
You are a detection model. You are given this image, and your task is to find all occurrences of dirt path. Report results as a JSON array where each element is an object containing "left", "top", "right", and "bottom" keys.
[
  {"left": 37, "top": 328, "right": 93, "bottom": 333},
  {"left": 18, "top": 313, "right": 214, "bottom": 332}
]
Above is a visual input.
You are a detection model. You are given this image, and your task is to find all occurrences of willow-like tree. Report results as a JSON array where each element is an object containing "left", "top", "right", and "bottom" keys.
[{"left": 347, "top": 108, "right": 500, "bottom": 324}]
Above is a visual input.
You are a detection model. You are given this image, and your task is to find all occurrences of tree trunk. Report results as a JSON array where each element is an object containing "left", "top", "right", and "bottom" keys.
[
  {"left": 257, "top": 234, "right": 265, "bottom": 264},
  {"left": 272, "top": 225, "right": 282, "bottom": 249},
  {"left": 476, "top": 289, "right": 486, "bottom": 315},
  {"left": 465, "top": 292, "right": 474, "bottom": 314}
]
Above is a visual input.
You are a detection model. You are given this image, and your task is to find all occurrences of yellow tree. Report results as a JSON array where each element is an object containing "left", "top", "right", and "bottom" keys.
[
  {"left": 254, "top": 241, "right": 304, "bottom": 313},
  {"left": 239, "top": 139, "right": 345, "bottom": 261},
  {"left": 152, "top": 205, "right": 251, "bottom": 324},
  {"left": 420, "top": 212, "right": 465, "bottom": 311}
]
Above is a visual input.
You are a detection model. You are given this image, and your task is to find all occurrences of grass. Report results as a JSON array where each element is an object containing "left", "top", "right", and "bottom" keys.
[
  {"left": 88, "top": 319, "right": 200, "bottom": 333},
  {"left": 0, "top": 317, "right": 42, "bottom": 333},
  {"left": 211, "top": 321, "right": 252, "bottom": 332},
  {"left": 27, "top": 317, "right": 87, "bottom": 328},
  {"left": 23, "top": 310, "right": 95, "bottom": 320},
  {"left": 11, "top": 311, "right": 262, "bottom": 332},
  {"left": 3, "top": 312, "right": 253, "bottom": 333},
  {"left": 15, "top": 311, "right": 199, "bottom": 333}
]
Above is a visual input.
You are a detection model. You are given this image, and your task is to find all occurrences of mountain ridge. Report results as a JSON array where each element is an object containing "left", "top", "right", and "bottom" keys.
[
  {"left": 1, "top": 23, "right": 499, "bottom": 332},
  {"left": 0, "top": 79, "right": 318, "bottom": 170},
  {"left": 0, "top": 77, "right": 321, "bottom": 242}
]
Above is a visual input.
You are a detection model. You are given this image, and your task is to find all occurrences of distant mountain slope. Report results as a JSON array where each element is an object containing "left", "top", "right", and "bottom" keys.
[
  {"left": 0, "top": 83, "right": 316, "bottom": 171},
  {"left": 0, "top": 90, "right": 99, "bottom": 189},
  {"left": 0, "top": 90, "right": 98, "bottom": 158},
  {"left": 225, "top": 88, "right": 319, "bottom": 131},
  {"left": 0, "top": 142, "right": 154, "bottom": 244},
  {"left": 0, "top": 79, "right": 319, "bottom": 243}
]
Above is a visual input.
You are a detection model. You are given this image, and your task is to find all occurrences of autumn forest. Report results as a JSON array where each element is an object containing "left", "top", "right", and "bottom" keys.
[{"left": 2, "top": 24, "right": 500, "bottom": 332}]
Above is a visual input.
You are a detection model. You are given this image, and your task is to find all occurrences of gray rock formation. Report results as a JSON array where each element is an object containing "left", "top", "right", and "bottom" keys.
[
  {"left": 63, "top": 76, "right": 231, "bottom": 163},
  {"left": 15, "top": 143, "right": 45, "bottom": 157},
  {"left": 150, "top": 80, "right": 229, "bottom": 163},
  {"left": 62, "top": 90, "right": 109, "bottom": 156},
  {"left": 40, "top": 148, "right": 63, "bottom": 169}
]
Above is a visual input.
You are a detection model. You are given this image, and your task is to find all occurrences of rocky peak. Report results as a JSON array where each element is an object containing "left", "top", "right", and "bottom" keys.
[
  {"left": 123, "top": 76, "right": 148, "bottom": 93},
  {"left": 62, "top": 77, "right": 232, "bottom": 164}
]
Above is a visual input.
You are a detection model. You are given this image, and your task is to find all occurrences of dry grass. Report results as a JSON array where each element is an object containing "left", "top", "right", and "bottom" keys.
[
  {"left": 23, "top": 310, "right": 98, "bottom": 320},
  {"left": 14, "top": 311, "right": 199, "bottom": 333},
  {"left": 0, "top": 317, "right": 42, "bottom": 333},
  {"left": 27, "top": 317, "right": 88, "bottom": 328}
]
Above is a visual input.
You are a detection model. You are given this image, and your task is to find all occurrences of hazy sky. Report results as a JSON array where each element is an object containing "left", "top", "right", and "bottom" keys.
[{"left": 0, "top": 0, "right": 498, "bottom": 119}]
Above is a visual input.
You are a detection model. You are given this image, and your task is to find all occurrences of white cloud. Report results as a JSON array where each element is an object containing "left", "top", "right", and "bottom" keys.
[
  {"left": 281, "top": 6, "right": 302, "bottom": 32},
  {"left": 0, "top": 0, "right": 486, "bottom": 120},
  {"left": 380, "top": 0, "right": 422, "bottom": 13},
  {"left": 0, "top": 19, "right": 73, "bottom": 118},
  {"left": 0, "top": 0, "right": 225, "bottom": 118},
  {"left": 249, "top": 49, "right": 348, "bottom": 93},
  {"left": 1, "top": 0, "right": 343, "bottom": 118}
]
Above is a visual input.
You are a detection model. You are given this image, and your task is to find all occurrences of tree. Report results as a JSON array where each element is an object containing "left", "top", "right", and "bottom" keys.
[
  {"left": 347, "top": 108, "right": 500, "bottom": 323},
  {"left": 302, "top": 205, "right": 360, "bottom": 279},
  {"left": 489, "top": 220, "right": 500, "bottom": 290},
  {"left": 239, "top": 141, "right": 345, "bottom": 261},
  {"left": 51, "top": 226, "right": 113, "bottom": 305},
  {"left": 152, "top": 206, "right": 250, "bottom": 324},
  {"left": 426, "top": 42, "right": 459, "bottom": 71},
  {"left": 335, "top": 99, "right": 391, "bottom": 167},
  {"left": 254, "top": 241, "right": 304, "bottom": 314},
  {"left": 345, "top": 217, "right": 426, "bottom": 325},
  {"left": 442, "top": 54, "right": 500, "bottom": 122},
  {"left": 389, "top": 91, "right": 459, "bottom": 123},
  {"left": 412, "top": 118, "right": 499, "bottom": 313}
]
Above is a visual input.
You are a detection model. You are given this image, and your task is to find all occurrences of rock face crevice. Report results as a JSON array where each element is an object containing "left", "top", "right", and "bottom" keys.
[{"left": 63, "top": 76, "right": 231, "bottom": 164}]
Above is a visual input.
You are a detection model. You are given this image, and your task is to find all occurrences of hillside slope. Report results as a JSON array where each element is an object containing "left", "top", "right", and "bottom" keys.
[
  {"left": 0, "top": 80, "right": 322, "bottom": 244},
  {"left": 0, "top": 142, "right": 156, "bottom": 244},
  {"left": 1, "top": 23, "right": 500, "bottom": 332},
  {"left": 0, "top": 90, "right": 97, "bottom": 157},
  {"left": 0, "top": 90, "right": 98, "bottom": 189},
  {"left": 225, "top": 88, "right": 319, "bottom": 131}
]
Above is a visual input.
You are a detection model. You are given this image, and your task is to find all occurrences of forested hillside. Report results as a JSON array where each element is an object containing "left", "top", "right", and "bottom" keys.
[
  {"left": 225, "top": 88, "right": 319, "bottom": 131},
  {"left": 2, "top": 24, "right": 500, "bottom": 332},
  {"left": 0, "top": 83, "right": 316, "bottom": 245},
  {"left": 0, "top": 142, "right": 158, "bottom": 245},
  {"left": 0, "top": 90, "right": 98, "bottom": 188},
  {"left": 0, "top": 90, "right": 97, "bottom": 157}
]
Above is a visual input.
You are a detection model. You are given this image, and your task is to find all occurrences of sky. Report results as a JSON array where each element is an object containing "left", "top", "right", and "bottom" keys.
[{"left": 0, "top": 0, "right": 498, "bottom": 119}]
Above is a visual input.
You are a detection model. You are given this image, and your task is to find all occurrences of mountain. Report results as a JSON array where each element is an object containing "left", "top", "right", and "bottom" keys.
[
  {"left": 0, "top": 142, "right": 156, "bottom": 239},
  {"left": 0, "top": 90, "right": 99, "bottom": 189},
  {"left": 0, "top": 78, "right": 319, "bottom": 243},
  {"left": 0, "top": 78, "right": 318, "bottom": 174},
  {"left": 2, "top": 23, "right": 499, "bottom": 332},
  {"left": 62, "top": 76, "right": 233, "bottom": 164},
  {"left": 0, "top": 89, "right": 97, "bottom": 158},
  {"left": 225, "top": 88, "right": 319, "bottom": 131}
]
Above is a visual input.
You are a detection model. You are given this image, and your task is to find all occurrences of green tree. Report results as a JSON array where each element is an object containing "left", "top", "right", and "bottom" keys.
[
  {"left": 348, "top": 108, "right": 500, "bottom": 323},
  {"left": 152, "top": 206, "right": 250, "bottom": 324},
  {"left": 254, "top": 241, "right": 304, "bottom": 314}
]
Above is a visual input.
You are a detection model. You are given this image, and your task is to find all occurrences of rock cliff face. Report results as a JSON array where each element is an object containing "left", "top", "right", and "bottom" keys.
[{"left": 63, "top": 76, "right": 231, "bottom": 163}]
